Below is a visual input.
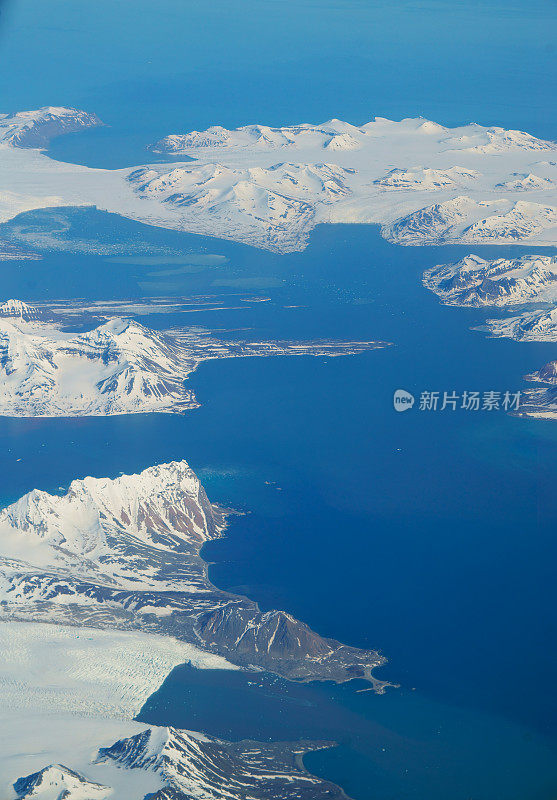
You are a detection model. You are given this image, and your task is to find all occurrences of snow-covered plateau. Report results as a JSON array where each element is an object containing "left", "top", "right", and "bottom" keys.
[
  {"left": 0, "top": 299, "right": 386, "bottom": 417},
  {"left": 0, "top": 623, "right": 346, "bottom": 799},
  {"left": 0, "top": 106, "right": 556, "bottom": 253}
]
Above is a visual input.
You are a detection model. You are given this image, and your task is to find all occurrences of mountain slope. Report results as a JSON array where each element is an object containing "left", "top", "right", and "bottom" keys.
[
  {"left": 1, "top": 107, "right": 556, "bottom": 253},
  {"left": 383, "top": 197, "right": 557, "bottom": 246},
  {"left": 481, "top": 307, "right": 557, "bottom": 342},
  {"left": 96, "top": 726, "right": 346, "bottom": 800},
  {"left": 0, "top": 304, "right": 386, "bottom": 417},
  {"left": 423, "top": 254, "right": 557, "bottom": 306},
  {"left": 0, "top": 107, "right": 101, "bottom": 149},
  {"left": 0, "top": 461, "right": 387, "bottom": 686},
  {"left": 13, "top": 765, "right": 110, "bottom": 800}
]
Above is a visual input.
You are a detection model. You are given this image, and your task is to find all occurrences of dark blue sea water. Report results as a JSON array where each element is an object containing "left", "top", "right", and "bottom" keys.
[
  {"left": 0, "top": 1, "right": 556, "bottom": 798},
  {"left": 1, "top": 216, "right": 556, "bottom": 799}
]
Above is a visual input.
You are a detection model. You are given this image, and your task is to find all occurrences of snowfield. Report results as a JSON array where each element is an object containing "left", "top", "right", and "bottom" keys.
[
  {"left": 0, "top": 623, "right": 340, "bottom": 800},
  {"left": 0, "top": 300, "right": 386, "bottom": 417},
  {"left": 0, "top": 622, "right": 231, "bottom": 719},
  {"left": 0, "top": 107, "right": 556, "bottom": 254}
]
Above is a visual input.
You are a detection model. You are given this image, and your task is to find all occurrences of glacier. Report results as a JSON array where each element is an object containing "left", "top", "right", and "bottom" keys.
[
  {"left": 0, "top": 460, "right": 388, "bottom": 686},
  {"left": 0, "top": 458, "right": 388, "bottom": 797},
  {"left": 0, "top": 623, "right": 346, "bottom": 800},
  {"left": 0, "top": 107, "right": 556, "bottom": 255}
]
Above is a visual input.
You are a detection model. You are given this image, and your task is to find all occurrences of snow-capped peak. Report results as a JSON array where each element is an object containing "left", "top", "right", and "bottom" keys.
[
  {"left": 423, "top": 253, "right": 557, "bottom": 307},
  {"left": 0, "top": 298, "right": 43, "bottom": 320},
  {"left": 0, "top": 107, "right": 101, "bottom": 148},
  {"left": 13, "top": 764, "right": 110, "bottom": 799},
  {"left": 0, "top": 460, "right": 215, "bottom": 562}
]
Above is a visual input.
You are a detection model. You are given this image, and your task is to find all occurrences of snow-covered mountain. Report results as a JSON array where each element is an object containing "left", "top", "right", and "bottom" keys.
[
  {"left": 0, "top": 304, "right": 386, "bottom": 417},
  {"left": 1, "top": 106, "right": 556, "bottom": 253},
  {"left": 373, "top": 166, "right": 481, "bottom": 190},
  {"left": 10, "top": 727, "right": 345, "bottom": 800},
  {"left": 96, "top": 726, "right": 344, "bottom": 800},
  {"left": 423, "top": 252, "right": 557, "bottom": 421},
  {"left": 461, "top": 201, "right": 557, "bottom": 242},
  {"left": 0, "top": 461, "right": 222, "bottom": 591},
  {"left": 517, "top": 387, "right": 557, "bottom": 419},
  {"left": 481, "top": 307, "right": 557, "bottom": 342},
  {"left": 127, "top": 161, "right": 353, "bottom": 251},
  {"left": 0, "top": 461, "right": 387, "bottom": 685},
  {"left": 496, "top": 172, "right": 554, "bottom": 192},
  {"left": 383, "top": 197, "right": 557, "bottom": 246},
  {"left": 151, "top": 118, "right": 556, "bottom": 157},
  {"left": 0, "top": 107, "right": 101, "bottom": 149},
  {"left": 129, "top": 165, "right": 308, "bottom": 252},
  {"left": 130, "top": 161, "right": 353, "bottom": 202},
  {"left": 138, "top": 118, "right": 557, "bottom": 251},
  {"left": 423, "top": 254, "right": 557, "bottom": 306},
  {"left": 13, "top": 765, "right": 111, "bottom": 800},
  {"left": 516, "top": 358, "right": 557, "bottom": 418},
  {"left": 527, "top": 359, "right": 557, "bottom": 384},
  {"left": 149, "top": 119, "right": 365, "bottom": 154},
  {"left": 0, "top": 299, "right": 46, "bottom": 320},
  {"left": 442, "top": 125, "right": 556, "bottom": 154},
  {"left": 0, "top": 315, "right": 199, "bottom": 416}
]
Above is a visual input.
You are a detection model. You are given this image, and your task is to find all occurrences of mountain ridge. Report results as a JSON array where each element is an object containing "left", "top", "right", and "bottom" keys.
[
  {"left": 1, "top": 106, "right": 556, "bottom": 254},
  {"left": 0, "top": 460, "right": 389, "bottom": 687}
]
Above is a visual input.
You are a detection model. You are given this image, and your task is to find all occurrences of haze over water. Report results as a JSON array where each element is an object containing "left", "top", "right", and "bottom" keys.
[{"left": 0, "top": 2, "right": 556, "bottom": 798}]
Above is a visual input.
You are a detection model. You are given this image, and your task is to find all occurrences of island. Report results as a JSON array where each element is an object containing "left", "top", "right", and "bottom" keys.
[
  {"left": 0, "top": 299, "right": 388, "bottom": 417},
  {"left": 422, "top": 253, "right": 557, "bottom": 419},
  {"left": 1, "top": 107, "right": 555, "bottom": 256}
]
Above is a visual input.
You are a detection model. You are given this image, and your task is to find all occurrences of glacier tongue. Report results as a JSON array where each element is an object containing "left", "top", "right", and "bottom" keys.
[
  {"left": 0, "top": 621, "right": 346, "bottom": 800},
  {"left": 0, "top": 460, "right": 387, "bottom": 686},
  {"left": 0, "top": 106, "right": 556, "bottom": 253}
]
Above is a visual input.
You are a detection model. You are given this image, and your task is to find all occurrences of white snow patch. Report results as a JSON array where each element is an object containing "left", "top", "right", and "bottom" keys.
[{"left": 0, "top": 621, "right": 235, "bottom": 719}]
